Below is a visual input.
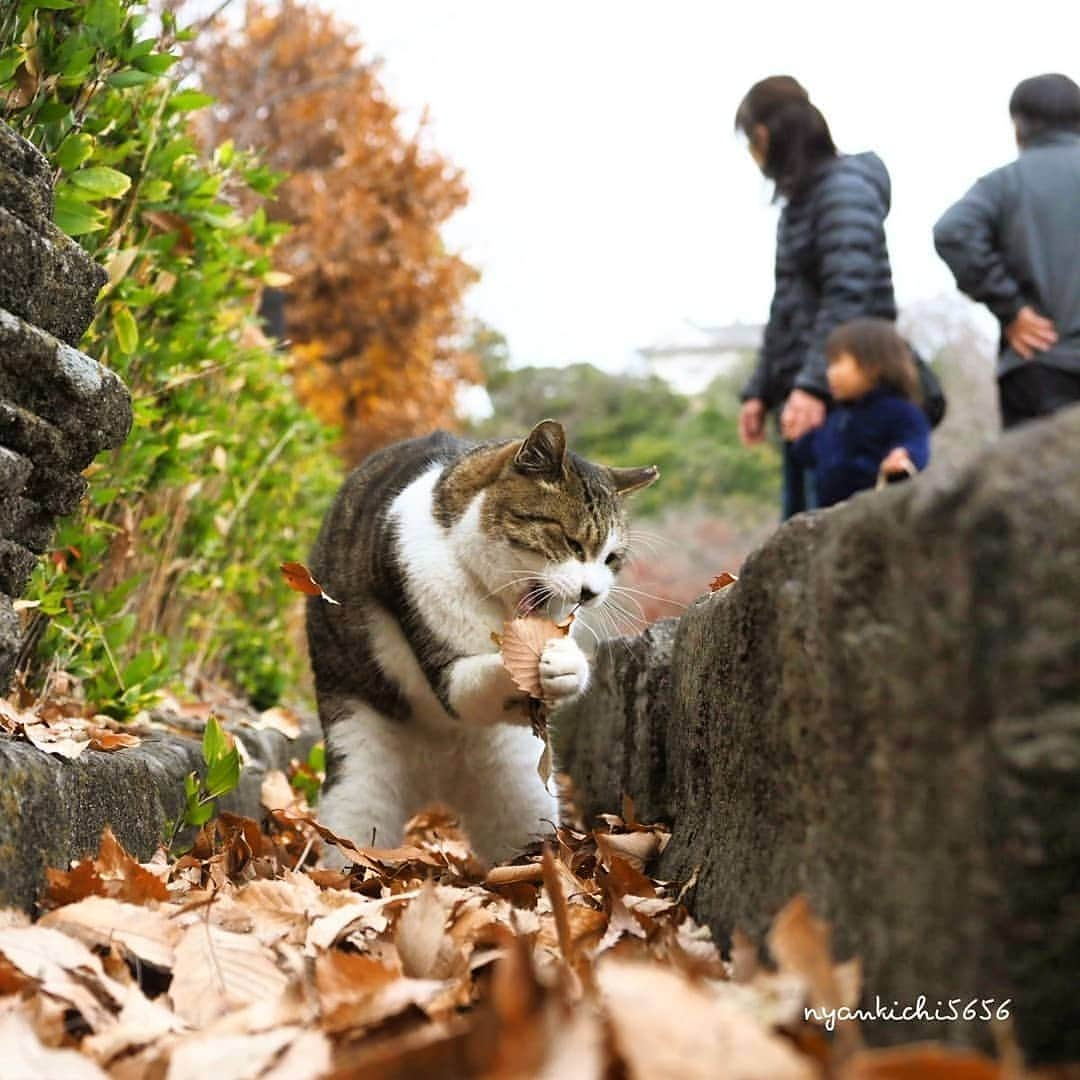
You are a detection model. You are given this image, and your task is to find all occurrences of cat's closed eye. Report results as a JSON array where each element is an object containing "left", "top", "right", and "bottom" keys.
[{"left": 567, "top": 537, "right": 585, "bottom": 559}]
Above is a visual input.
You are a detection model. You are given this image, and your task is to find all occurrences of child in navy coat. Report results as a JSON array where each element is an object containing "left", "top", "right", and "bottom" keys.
[{"left": 791, "top": 319, "right": 930, "bottom": 508}]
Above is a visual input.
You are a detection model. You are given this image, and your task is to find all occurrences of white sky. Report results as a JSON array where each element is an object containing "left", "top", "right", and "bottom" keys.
[{"left": 327, "top": 0, "right": 1078, "bottom": 371}]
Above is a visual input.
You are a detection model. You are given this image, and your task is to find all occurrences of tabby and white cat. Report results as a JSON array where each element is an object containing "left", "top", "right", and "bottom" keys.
[{"left": 306, "top": 420, "right": 657, "bottom": 864}]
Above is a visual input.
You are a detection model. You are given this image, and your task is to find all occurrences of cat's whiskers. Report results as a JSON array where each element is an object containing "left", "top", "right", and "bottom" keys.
[
  {"left": 482, "top": 570, "right": 547, "bottom": 608},
  {"left": 611, "top": 583, "right": 687, "bottom": 610},
  {"left": 607, "top": 588, "right": 649, "bottom": 623},
  {"left": 602, "top": 599, "right": 648, "bottom": 647},
  {"left": 625, "top": 531, "right": 669, "bottom": 557},
  {"left": 590, "top": 602, "right": 637, "bottom": 658},
  {"left": 605, "top": 593, "right": 647, "bottom": 628},
  {"left": 574, "top": 616, "right": 602, "bottom": 651}
]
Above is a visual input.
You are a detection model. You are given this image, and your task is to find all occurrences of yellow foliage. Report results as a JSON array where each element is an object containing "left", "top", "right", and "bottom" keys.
[{"left": 193, "top": 0, "right": 481, "bottom": 464}]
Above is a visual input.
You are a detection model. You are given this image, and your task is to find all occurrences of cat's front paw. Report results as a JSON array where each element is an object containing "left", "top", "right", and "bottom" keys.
[{"left": 539, "top": 636, "right": 590, "bottom": 707}]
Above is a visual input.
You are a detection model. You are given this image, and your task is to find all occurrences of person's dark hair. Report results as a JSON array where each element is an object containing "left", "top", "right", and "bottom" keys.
[
  {"left": 825, "top": 318, "right": 921, "bottom": 404},
  {"left": 1009, "top": 73, "right": 1080, "bottom": 144},
  {"left": 734, "top": 75, "right": 837, "bottom": 200}
]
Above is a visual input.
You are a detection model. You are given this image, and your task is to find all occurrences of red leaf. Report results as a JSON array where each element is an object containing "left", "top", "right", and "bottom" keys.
[
  {"left": 280, "top": 561, "right": 340, "bottom": 605},
  {"left": 708, "top": 571, "right": 738, "bottom": 592}
]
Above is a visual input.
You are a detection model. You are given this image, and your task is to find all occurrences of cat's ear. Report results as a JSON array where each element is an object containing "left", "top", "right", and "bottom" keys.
[
  {"left": 513, "top": 420, "right": 566, "bottom": 478},
  {"left": 608, "top": 465, "right": 659, "bottom": 496}
]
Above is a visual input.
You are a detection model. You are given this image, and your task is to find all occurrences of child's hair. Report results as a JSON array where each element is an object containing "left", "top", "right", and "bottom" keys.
[{"left": 825, "top": 318, "right": 922, "bottom": 403}]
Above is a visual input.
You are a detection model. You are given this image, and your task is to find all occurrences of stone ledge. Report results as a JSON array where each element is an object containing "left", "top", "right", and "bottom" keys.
[
  {"left": 555, "top": 406, "right": 1080, "bottom": 1063},
  {"left": 0, "top": 206, "right": 106, "bottom": 346},
  {"left": 0, "top": 308, "right": 131, "bottom": 458},
  {"left": 0, "top": 720, "right": 320, "bottom": 913},
  {"left": 0, "top": 125, "right": 52, "bottom": 232}
]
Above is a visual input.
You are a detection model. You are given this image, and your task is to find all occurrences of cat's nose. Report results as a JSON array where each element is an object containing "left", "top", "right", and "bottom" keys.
[{"left": 579, "top": 586, "right": 598, "bottom": 605}]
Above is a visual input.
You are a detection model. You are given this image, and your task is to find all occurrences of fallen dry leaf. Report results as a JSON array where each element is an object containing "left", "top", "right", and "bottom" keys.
[
  {"left": 44, "top": 826, "right": 170, "bottom": 907},
  {"left": 261, "top": 768, "right": 304, "bottom": 814},
  {"left": 279, "top": 561, "right": 340, "bottom": 605},
  {"left": 21, "top": 719, "right": 90, "bottom": 758},
  {"left": 0, "top": 1007, "right": 108, "bottom": 1079},
  {"left": 597, "top": 958, "right": 817, "bottom": 1079},
  {"left": 500, "top": 615, "right": 572, "bottom": 699},
  {"left": 395, "top": 879, "right": 456, "bottom": 979},
  {"left": 0, "top": 925, "right": 127, "bottom": 1032},
  {"left": 709, "top": 571, "right": 738, "bottom": 591},
  {"left": 252, "top": 706, "right": 302, "bottom": 739},
  {"left": 168, "top": 922, "right": 291, "bottom": 1027},
  {"left": 39, "top": 895, "right": 180, "bottom": 970},
  {"left": 767, "top": 894, "right": 843, "bottom": 1013},
  {"left": 315, "top": 950, "right": 444, "bottom": 1034},
  {"left": 839, "top": 1043, "right": 1002, "bottom": 1079}
]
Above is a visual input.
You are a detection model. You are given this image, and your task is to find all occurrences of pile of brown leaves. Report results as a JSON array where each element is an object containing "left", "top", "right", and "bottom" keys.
[
  {"left": 0, "top": 783, "right": 1018, "bottom": 1079},
  {"left": 0, "top": 696, "right": 141, "bottom": 759}
]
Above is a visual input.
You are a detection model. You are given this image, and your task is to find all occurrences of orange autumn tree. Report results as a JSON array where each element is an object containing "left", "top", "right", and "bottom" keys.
[{"left": 192, "top": 0, "right": 480, "bottom": 464}]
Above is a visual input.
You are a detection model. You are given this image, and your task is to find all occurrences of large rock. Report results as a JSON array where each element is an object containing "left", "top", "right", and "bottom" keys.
[
  {"left": 555, "top": 405, "right": 1080, "bottom": 1063},
  {"left": 0, "top": 308, "right": 132, "bottom": 466},
  {"left": 0, "top": 720, "right": 319, "bottom": 913},
  {"left": 0, "top": 206, "right": 105, "bottom": 347},
  {"left": 0, "top": 123, "right": 53, "bottom": 232},
  {"left": 0, "top": 121, "right": 132, "bottom": 691}
]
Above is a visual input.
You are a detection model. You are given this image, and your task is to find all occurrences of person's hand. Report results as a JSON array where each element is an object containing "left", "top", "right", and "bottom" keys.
[
  {"left": 738, "top": 398, "right": 766, "bottom": 446},
  {"left": 1005, "top": 306, "right": 1058, "bottom": 360},
  {"left": 881, "top": 447, "right": 916, "bottom": 477},
  {"left": 780, "top": 389, "right": 826, "bottom": 442}
]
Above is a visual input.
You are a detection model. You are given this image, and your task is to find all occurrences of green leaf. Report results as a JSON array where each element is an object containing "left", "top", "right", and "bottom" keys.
[
  {"left": 0, "top": 48, "right": 24, "bottom": 85},
  {"left": 214, "top": 140, "right": 235, "bottom": 168},
  {"left": 113, "top": 304, "right": 138, "bottom": 354},
  {"left": 202, "top": 713, "right": 229, "bottom": 766},
  {"left": 106, "top": 69, "right": 157, "bottom": 88},
  {"left": 70, "top": 165, "right": 132, "bottom": 198},
  {"left": 203, "top": 714, "right": 241, "bottom": 798},
  {"left": 167, "top": 90, "right": 214, "bottom": 113},
  {"left": 53, "top": 197, "right": 107, "bottom": 236},
  {"left": 28, "top": 0, "right": 77, "bottom": 9},
  {"left": 56, "top": 133, "right": 95, "bottom": 172},
  {"left": 186, "top": 798, "right": 215, "bottom": 827},
  {"left": 140, "top": 178, "right": 171, "bottom": 201},
  {"left": 206, "top": 752, "right": 240, "bottom": 799},
  {"left": 132, "top": 53, "right": 176, "bottom": 75}
]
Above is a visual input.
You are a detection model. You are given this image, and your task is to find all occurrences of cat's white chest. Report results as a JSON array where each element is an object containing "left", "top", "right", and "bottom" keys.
[{"left": 389, "top": 467, "right": 506, "bottom": 654}]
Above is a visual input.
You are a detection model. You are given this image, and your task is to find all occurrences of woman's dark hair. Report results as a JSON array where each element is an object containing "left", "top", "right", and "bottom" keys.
[
  {"left": 734, "top": 76, "right": 837, "bottom": 200},
  {"left": 825, "top": 318, "right": 921, "bottom": 404},
  {"left": 1009, "top": 73, "right": 1080, "bottom": 144}
]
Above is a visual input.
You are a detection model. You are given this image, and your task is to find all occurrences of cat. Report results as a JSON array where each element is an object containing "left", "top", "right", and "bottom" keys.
[{"left": 306, "top": 419, "right": 657, "bottom": 865}]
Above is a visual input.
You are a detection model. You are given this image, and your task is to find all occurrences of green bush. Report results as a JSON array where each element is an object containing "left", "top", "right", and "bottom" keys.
[{"left": 2, "top": 0, "right": 340, "bottom": 715}]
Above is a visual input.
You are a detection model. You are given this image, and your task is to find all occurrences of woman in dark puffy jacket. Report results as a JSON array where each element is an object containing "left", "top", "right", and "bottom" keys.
[{"left": 735, "top": 76, "right": 899, "bottom": 519}]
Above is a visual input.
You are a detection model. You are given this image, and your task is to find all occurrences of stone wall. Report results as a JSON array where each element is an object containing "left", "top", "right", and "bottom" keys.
[
  {"left": 0, "top": 122, "right": 131, "bottom": 687},
  {"left": 555, "top": 406, "right": 1080, "bottom": 1063},
  {"left": 0, "top": 719, "right": 318, "bottom": 912}
]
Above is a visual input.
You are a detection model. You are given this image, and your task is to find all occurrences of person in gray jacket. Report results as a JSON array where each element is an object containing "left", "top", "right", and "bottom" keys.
[{"left": 934, "top": 73, "right": 1080, "bottom": 428}]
